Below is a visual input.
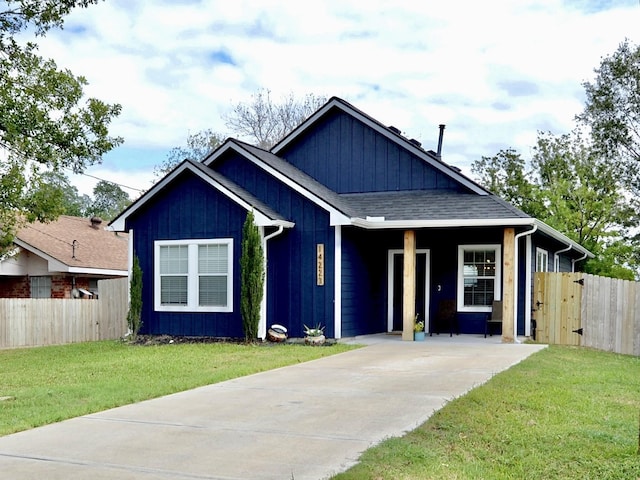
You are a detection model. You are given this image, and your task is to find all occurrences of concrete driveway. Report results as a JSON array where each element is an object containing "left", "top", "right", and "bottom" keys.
[{"left": 0, "top": 335, "right": 545, "bottom": 480}]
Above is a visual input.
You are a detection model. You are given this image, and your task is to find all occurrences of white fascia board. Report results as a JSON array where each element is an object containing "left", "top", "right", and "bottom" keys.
[
  {"left": 14, "top": 239, "right": 128, "bottom": 276},
  {"left": 351, "top": 217, "right": 536, "bottom": 229},
  {"left": 534, "top": 220, "right": 594, "bottom": 258},
  {"left": 209, "top": 143, "right": 352, "bottom": 225},
  {"left": 66, "top": 267, "right": 128, "bottom": 276},
  {"left": 272, "top": 98, "right": 488, "bottom": 195},
  {"left": 110, "top": 161, "right": 292, "bottom": 230}
]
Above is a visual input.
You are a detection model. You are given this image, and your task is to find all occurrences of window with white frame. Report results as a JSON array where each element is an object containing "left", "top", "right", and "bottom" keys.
[
  {"left": 155, "top": 239, "right": 233, "bottom": 312},
  {"left": 536, "top": 248, "right": 549, "bottom": 272},
  {"left": 458, "top": 245, "right": 501, "bottom": 311},
  {"left": 30, "top": 276, "right": 51, "bottom": 298}
]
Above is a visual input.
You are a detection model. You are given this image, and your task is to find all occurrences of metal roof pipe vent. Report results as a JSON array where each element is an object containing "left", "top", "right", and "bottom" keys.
[
  {"left": 90, "top": 216, "right": 103, "bottom": 229},
  {"left": 437, "top": 124, "right": 445, "bottom": 159}
]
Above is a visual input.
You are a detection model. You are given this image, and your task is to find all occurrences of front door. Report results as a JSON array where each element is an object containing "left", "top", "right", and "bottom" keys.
[{"left": 387, "top": 250, "right": 430, "bottom": 333}]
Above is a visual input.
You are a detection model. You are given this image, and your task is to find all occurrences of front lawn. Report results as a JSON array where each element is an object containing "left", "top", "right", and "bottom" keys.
[
  {"left": 0, "top": 340, "right": 356, "bottom": 436},
  {"left": 333, "top": 345, "right": 640, "bottom": 480}
]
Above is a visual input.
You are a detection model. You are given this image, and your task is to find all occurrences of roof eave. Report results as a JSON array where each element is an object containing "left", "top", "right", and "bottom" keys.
[
  {"left": 350, "top": 217, "right": 536, "bottom": 229},
  {"left": 109, "top": 159, "right": 292, "bottom": 231},
  {"left": 534, "top": 220, "right": 595, "bottom": 258}
]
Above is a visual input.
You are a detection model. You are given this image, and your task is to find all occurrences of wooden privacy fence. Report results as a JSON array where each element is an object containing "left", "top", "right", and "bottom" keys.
[
  {"left": 0, "top": 278, "right": 128, "bottom": 349},
  {"left": 534, "top": 272, "right": 640, "bottom": 356}
]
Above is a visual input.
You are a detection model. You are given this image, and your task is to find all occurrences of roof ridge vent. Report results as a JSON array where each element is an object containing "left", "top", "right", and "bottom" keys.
[
  {"left": 409, "top": 138, "right": 422, "bottom": 148},
  {"left": 388, "top": 125, "right": 401, "bottom": 134}
]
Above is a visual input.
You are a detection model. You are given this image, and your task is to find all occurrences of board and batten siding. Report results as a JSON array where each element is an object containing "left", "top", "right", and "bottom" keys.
[
  {"left": 126, "top": 171, "right": 248, "bottom": 338},
  {"left": 278, "top": 109, "right": 464, "bottom": 194},
  {"left": 214, "top": 154, "right": 336, "bottom": 338}
]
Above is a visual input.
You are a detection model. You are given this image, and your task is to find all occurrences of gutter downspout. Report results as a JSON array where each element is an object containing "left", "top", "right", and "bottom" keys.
[
  {"left": 259, "top": 225, "right": 286, "bottom": 339},
  {"left": 571, "top": 252, "right": 589, "bottom": 272},
  {"left": 513, "top": 224, "right": 537, "bottom": 344},
  {"left": 553, "top": 244, "right": 572, "bottom": 272}
]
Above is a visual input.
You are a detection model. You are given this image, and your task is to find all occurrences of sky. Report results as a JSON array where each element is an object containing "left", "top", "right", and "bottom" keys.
[{"left": 31, "top": 0, "right": 640, "bottom": 199}]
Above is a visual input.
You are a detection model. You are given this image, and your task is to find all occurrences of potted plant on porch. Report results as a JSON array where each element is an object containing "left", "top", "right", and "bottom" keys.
[
  {"left": 303, "top": 323, "right": 325, "bottom": 346},
  {"left": 414, "top": 314, "right": 425, "bottom": 341}
]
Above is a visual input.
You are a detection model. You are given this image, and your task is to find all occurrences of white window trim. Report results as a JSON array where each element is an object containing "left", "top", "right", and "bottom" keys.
[
  {"left": 457, "top": 244, "right": 501, "bottom": 313},
  {"left": 536, "top": 247, "right": 549, "bottom": 272},
  {"left": 154, "top": 238, "right": 233, "bottom": 313}
]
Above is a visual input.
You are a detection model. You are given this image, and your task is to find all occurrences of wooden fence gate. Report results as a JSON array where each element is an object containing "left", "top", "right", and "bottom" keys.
[{"left": 534, "top": 272, "right": 640, "bottom": 356}]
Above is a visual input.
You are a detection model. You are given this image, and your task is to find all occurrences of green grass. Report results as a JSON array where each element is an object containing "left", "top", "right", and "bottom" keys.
[
  {"left": 0, "top": 340, "right": 356, "bottom": 436},
  {"left": 334, "top": 346, "right": 640, "bottom": 480}
]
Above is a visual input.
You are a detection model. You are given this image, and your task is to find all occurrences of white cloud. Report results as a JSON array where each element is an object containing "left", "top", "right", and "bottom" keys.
[{"left": 27, "top": 0, "right": 640, "bottom": 193}]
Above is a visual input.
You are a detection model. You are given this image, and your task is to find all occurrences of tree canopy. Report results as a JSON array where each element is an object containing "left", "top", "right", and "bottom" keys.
[
  {"left": 579, "top": 39, "right": 640, "bottom": 168},
  {"left": 0, "top": 0, "right": 122, "bottom": 248},
  {"left": 153, "top": 129, "right": 223, "bottom": 180},
  {"left": 472, "top": 131, "right": 639, "bottom": 280},
  {"left": 224, "top": 89, "right": 327, "bottom": 149}
]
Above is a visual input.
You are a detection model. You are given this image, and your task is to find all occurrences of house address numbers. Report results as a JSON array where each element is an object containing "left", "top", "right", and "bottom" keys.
[{"left": 317, "top": 243, "right": 324, "bottom": 286}]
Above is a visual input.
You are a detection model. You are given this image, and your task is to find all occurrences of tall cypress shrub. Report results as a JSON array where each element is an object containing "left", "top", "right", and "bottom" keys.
[
  {"left": 240, "top": 210, "right": 265, "bottom": 342},
  {"left": 127, "top": 254, "right": 143, "bottom": 340}
]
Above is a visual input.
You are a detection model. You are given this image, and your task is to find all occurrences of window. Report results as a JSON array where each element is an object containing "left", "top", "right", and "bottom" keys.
[
  {"left": 155, "top": 239, "right": 233, "bottom": 312},
  {"left": 536, "top": 248, "right": 549, "bottom": 272},
  {"left": 30, "top": 276, "right": 51, "bottom": 298},
  {"left": 458, "top": 245, "right": 501, "bottom": 312}
]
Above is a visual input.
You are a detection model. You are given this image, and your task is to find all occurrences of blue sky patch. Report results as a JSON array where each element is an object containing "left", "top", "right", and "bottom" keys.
[{"left": 208, "top": 49, "right": 235, "bottom": 66}]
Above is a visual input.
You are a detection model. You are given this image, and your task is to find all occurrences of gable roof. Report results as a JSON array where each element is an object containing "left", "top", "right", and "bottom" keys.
[
  {"left": 110, "top": 159, "right": 295, "bottom": 231},
  {"left": 13, "top": 216, "right": 128, "bottom": 275},
  {"left": 111, "top": 97, "right": 592, "bottom": 259},
  {"left": 271, "top": 96, "right": 489, "bottom": 196}
]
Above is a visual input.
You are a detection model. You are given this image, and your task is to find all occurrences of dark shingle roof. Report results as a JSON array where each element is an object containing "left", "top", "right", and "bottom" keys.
[
  {"left": 340, "top": 191, "right": 531, "bottom": 221},
  {"left": 232, "top": 140, "right": 358, "bottom": 217},
  {"left": 187, "top": 159, "right": 291, "bottom": 222}
]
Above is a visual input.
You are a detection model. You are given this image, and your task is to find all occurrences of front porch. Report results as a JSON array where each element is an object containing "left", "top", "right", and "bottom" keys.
[{"left": 338, "top": 226, "right": 525, "bottom": 342}]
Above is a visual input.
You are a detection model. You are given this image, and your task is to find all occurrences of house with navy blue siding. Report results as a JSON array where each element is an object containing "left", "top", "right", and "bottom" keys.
[{"left": 110, "top": 97, "right": 592, "bottom": 342}]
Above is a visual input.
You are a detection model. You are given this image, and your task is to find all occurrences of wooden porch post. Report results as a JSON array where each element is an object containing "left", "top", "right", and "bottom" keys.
[
  {"left": 403, "top": 230, "right": 416, "bottom": 341},
  {"left": 502, "top": 227, "right": 515, "bottom": 343}
]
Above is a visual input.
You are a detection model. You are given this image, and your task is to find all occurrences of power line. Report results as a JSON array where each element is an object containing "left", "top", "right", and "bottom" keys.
[{"left": 66, "top": 169, "right": 146, "bottom": 193}]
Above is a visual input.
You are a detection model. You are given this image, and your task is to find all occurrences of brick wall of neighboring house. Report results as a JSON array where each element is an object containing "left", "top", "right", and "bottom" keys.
[
  {"left": 53, "top": 276, "right": 100, "bottom": 299},
  {"left": 0, "top": 276, "right": 29, "bottom": 297},
  {"left": 0, "top": 275, "right": 119, "bottom": 298}
]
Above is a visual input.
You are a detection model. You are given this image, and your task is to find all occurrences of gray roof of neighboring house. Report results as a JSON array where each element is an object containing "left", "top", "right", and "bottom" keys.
[{"left": 340, "top": 191, "right": 531, "bottom": 221}]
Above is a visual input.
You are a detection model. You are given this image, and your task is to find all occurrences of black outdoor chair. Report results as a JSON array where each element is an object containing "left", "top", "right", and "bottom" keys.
[
  {"left": 485, "top": 300, "right": 503, "bottom": 338},
  {"left": 430, "top": 299, "right": 459, "bottom": 337}
]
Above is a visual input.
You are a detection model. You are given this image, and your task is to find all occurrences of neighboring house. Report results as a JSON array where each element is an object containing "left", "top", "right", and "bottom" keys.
[
  {"left": 111, "top": 97, "right": 592, "bottom": 341},
  {"left": 0, "top": 215, "right": 128, "bottom": 299}
]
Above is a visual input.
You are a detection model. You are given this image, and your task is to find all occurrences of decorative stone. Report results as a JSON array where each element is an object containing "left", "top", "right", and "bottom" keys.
[{"left": 304, "top": 335, "right": 326, "bottom": 346}]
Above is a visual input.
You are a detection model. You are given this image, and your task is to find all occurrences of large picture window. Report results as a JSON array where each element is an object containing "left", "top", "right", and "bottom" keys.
[
  {"left": 457, "top": 245, "right": 501, "bottom": 312},
  {"left": 155, "top": 239, "right": 233, "bottom": 312}
]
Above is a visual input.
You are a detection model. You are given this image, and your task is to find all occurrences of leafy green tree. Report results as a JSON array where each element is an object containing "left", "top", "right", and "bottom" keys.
[
  {"left": 240, "top": 210, "right": 264, "bottom": 342},
  {"left": 127, "top": 254, "right": 143, "bottom": 340},
  {"left": 579, "top": 39, "right": 640, "bottom": 167},
  {"left": 224, "top": 89, "right": 327, "bottom": 149},
  {"left": 472, "top": 131, "right": 639, "bottom": 280},
  {"left": 30, "top": 169, "right": 91, "bottom": 217},
  {"left": 87, "top": 180, "right": 131, "bottom": 221},
  {"left": 153, "top": 129, "right": 224, "bottom": 180},
  {"left": 471, "top": 148, "right": 545, "bottom": 218},
  {"left": 0, "top": 0, "right": 122, "bottom": 246}
]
